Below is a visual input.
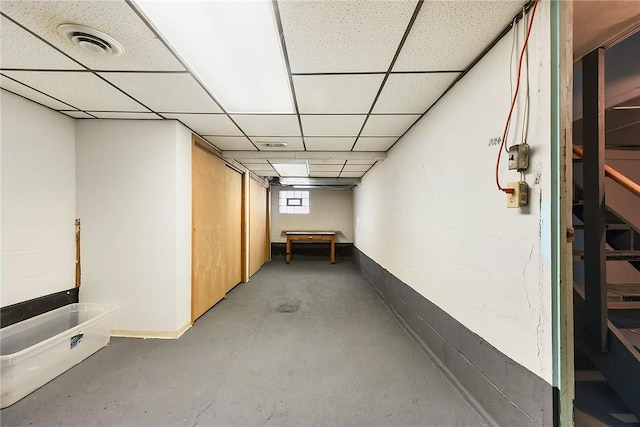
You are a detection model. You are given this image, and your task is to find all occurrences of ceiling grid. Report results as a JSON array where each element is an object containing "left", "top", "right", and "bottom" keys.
[{"left": 0, "top": 0, "right": 540, "bottom": 180}]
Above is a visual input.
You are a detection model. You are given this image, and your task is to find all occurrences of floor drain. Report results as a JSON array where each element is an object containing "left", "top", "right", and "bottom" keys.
[{"left": 276, "top": 304, "right": 298, "bottom": 313}]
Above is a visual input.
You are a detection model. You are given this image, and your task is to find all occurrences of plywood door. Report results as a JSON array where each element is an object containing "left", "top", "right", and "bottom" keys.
[
  {"left": 192, "top": 145, "right": 242, "bottom": 321},
  {"left": 224, "top": 167, "right": 242, "bottom": 292},
  {"left": 249, "top": 178, "right": 268, "bottom": 277}
]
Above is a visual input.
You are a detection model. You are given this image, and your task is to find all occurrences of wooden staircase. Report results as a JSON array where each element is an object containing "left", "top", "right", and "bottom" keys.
[
  {"left": 573, "top": 178, "right": 640, "bottom": 310},
  {"left": 572, "top": 145, "right": 640, "bottom": 418}
]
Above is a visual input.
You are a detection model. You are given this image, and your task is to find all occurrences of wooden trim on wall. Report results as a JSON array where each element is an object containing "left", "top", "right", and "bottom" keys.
[
  {"left": 192, "top": 134, "right": 251, "bottom": 175},
  {"left": 75, "top": 218, "right": 81, "bottom": 287},
  {"left": 192, "top": 134, "right": 222, "bottom": 158},
  {"left": 249, "top": 171, "right": 270, "bottom": 188}
]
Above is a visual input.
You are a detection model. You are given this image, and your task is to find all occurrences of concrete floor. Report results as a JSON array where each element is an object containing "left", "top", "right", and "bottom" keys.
[{"left": 1, "top": 257, "right": 486, "bottom": 427}]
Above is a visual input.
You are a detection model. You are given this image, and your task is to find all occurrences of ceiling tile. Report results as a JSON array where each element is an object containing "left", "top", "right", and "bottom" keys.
[
  {"left": 301, "top": 115, "right": 366, "bottom": 137},
  {"left": 373, "top": 73, "right": 460, "bottom": 114},
  {"left": 1, "top": 71, "right": 149, "bottom": 111},
  {"left": 253, "top": 170, "right": 279, "bottom": 177},
  {"left": 250, "top": 136, "right": 305, "bottom": 151},
  {"left": 230, "top": 115, "right": 300, "bottom": 136},
  {"left": 267, "top": 159, "right": 311, "bottom": 165},
  {"left": 340, "top": 171, "right": 365, "bottom": 178},
  {"left": 353, "top": 137, "right": 398, "bottom": 151},
  {"left": 0, "top": 1, "right": 185, "bottom": 71},
  {"left": 343, "top": 164, "right": 372, "bottom": 172},
  {"left": 310, "top": 171, "right": 341, "bottom": 178},
  {"left": 393, "top": 1, "right": 524, "bottom": 71},
  {"left": 280, "top": 0, "right": 418, "bottom": 73},
  {"left": 0, "top": 16, "right": 83, "bottom": 70},
  {"left": 164, "top": 114, "right": 241, "bottom": 136},
  {"left": 308, "top": 164, "right": 344, "bottom": 172},
  {"left": 242, "top": 163, "right": 275, "bottom": 171},
  {"left": 0, "top": 76, "right": 75, "bottom": 110},
  {"left": 308, "top": 159, "right": 346, "bottom": 165},
  {"left": 90, "top": 112, "right": 161, "bottom": 120},
  {"left": 346, "top": 159, "right": 376, "bottom": 165},
  {"left": 239, "top": 159, "right": 269, "bottom": 166},
  {"left": 99, "top": 73, "right": 222, "bottom": 113},
  {"left": 361, "top": 115, "right": 421, "bottom": 136},
  {"left": 294, "top": 74, "right": 384, "bottom": 113},
  {"left": 59, "top": 111, "right": 94, "bottom": 119},
  {"left": 202, "top": 136, "right": 256, "bottom": 151},
  {"left": 305, "top": 137, "right": 355, "bottom": 151}
]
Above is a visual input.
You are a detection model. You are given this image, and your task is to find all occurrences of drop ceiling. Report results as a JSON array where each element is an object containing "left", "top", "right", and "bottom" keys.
[{"left": 0, "top": 0, "right": 531, "bottom": 179}]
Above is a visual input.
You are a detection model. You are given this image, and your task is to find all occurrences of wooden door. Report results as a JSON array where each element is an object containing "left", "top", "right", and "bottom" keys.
[
  {"left": 192, "top": 144, "right": 242, "bottom": 322},
  {"left": 224, "top": 167, "right": 242, "bottom": 292}
]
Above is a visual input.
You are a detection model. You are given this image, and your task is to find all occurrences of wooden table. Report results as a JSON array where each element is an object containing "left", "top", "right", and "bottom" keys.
[{"left": 285, "top": 231, "right": 336, "bottom": 264}]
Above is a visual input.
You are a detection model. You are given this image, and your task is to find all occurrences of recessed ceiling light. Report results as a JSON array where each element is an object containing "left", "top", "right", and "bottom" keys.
[
  {"left": 58, "top": 24, "right": 124, "bottom": 56},
  {"left": 133, "top": 0, "right": 294, "bottom": 113}
]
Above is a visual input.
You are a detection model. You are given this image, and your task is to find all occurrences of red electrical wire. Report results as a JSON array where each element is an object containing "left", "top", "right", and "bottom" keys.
[{"left": 496, "top": 0, "right": 540, "bottom": 194}]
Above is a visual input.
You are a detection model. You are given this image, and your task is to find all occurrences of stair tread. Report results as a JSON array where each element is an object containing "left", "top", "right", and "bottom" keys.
[
  {"left": 572, "top": 223, "right": 631, "bottom": 230},
  {"left": 619, "top": 328, "right": 640, "bottom": 349},
  {"left": 608, "top": 284, "right": 640, "bottom": 301},
  {"left": 573, "top": 249, "right": 640, "bottom": 261}
]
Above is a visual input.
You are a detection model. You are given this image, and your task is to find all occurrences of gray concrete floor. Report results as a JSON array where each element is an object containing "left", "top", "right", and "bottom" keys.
[{"left": 1, "top": 257, "right": 486, "bottom": 427}]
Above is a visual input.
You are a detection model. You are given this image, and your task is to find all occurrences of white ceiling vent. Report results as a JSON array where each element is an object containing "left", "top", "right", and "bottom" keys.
[
  {"left": 58, "top": 24, "right": 124, "bottom": 56},
  {"left": 256, "top": 142, "right": 288, "bottom": 148}
]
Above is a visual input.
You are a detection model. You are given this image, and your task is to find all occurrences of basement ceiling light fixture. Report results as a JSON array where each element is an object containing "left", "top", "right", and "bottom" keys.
[
  {"left": 133, "top": 0, "right": 294, "bottom": 114},
  {"left": 58, "top": 24, "right": 124, "bottom": 56},
  {"left": 272, "top": 163, "right": 309, "bottom": 177}
]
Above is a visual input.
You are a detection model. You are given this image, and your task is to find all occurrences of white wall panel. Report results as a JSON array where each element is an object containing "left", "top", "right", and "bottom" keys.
[
  {"left": 76, "top": 120, "right": 191, "bottom": 334},
  {"left": 1, "top": 91, "right": 76, "bottom": 306},
  {"left": 354, "top": 3, "right": 553, "bottom": 383}
]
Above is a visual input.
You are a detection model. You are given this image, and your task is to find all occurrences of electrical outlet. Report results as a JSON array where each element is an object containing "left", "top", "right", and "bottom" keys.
[
  {"left": 518, "top": 181, "right": 529, "bottom": 206},
  {"left": 506, "top": 181, "right": 529, "bottom": 208},
  {"left": 506, "top": 182, "right": 520, "bottom": 208}
]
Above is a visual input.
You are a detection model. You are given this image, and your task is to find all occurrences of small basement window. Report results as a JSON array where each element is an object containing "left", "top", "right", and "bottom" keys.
[{"left": 279, "top": 190, "right": 309, "bottom": 214}]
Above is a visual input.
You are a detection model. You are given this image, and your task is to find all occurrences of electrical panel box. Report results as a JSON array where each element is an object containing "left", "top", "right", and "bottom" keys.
[
  {"left": 507, "top": 181, "right": 529, "bottom": 208},
  {"left": 508, "top": 143, "right": 529, "bottom": 171}
]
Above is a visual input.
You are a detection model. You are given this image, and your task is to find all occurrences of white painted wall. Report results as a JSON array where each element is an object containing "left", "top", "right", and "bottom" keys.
[
  {"left": 271, "top": 186, "right": 353, "bottom": 243},
  {"left": 174, "top": 123, "right": 192, "bottom": 331},
  {"left": 1, "top": 91, "right": 76, "bottom": 307},
  {"left": 354, "top": 3, "right": 553, "bottom": 383},
  {"left": 76, "top": 120, "right": 191, "bottom": 335}
]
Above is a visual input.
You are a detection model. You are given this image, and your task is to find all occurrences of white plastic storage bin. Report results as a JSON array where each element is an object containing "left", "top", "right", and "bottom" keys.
[{"left": 0, "top": 303, "right": 116, "bottom": 408}]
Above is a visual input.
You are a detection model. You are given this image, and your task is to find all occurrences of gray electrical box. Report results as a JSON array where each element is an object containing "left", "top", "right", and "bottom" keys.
[
  {"left": 508, "top": 143, "right": 529, "bottom": 171},
  {"left": 518, "top": 181, "right": 528, "bottom": 206}
]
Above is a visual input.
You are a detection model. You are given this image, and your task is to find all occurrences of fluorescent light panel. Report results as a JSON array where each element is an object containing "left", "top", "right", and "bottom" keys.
[
  {"left": 272, "top": 163, "right": 308, "bottom": 177},
  {"left": 134, "top": 0, "right": 294, "bottom": 114}
]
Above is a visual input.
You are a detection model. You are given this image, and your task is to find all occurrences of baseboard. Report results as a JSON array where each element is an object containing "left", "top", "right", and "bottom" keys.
[
  {"left": 112, "top": 322, "right": 191, "bottom": 340},
  {"left": 1, "top": 287, "right": 80, "bottom": 328},
  {"left": 353, "top": 247, "right": 553, "bottom": 427}
]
